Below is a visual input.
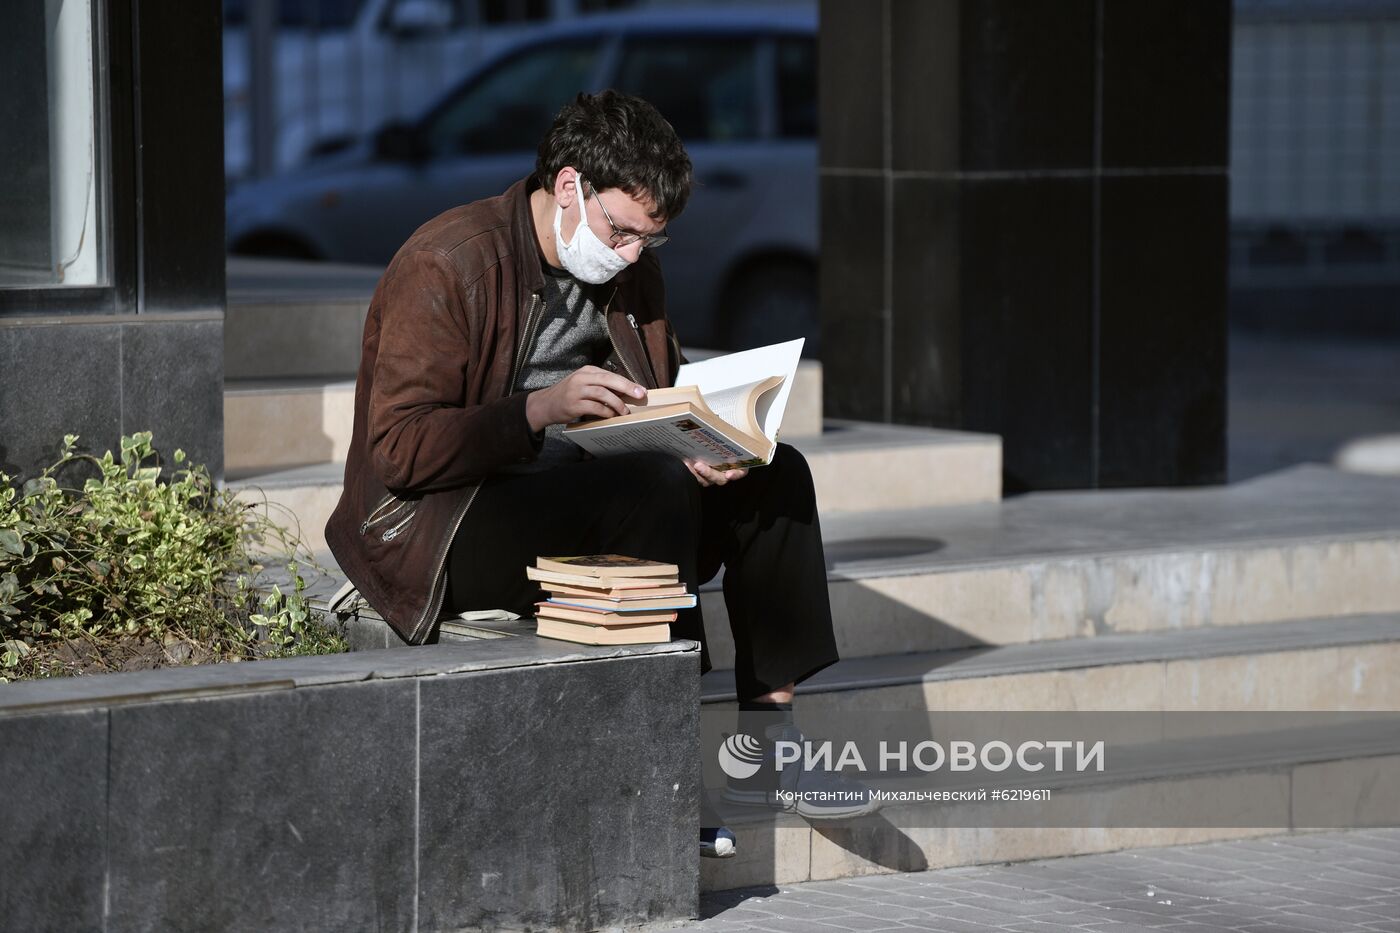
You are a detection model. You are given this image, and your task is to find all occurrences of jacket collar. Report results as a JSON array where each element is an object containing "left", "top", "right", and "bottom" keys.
[{"left": 508, "top": 175, "right": 547, "bottom": 297}]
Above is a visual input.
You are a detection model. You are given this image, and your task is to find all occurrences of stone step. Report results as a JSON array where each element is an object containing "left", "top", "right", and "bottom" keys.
[
  {"left": 698, "top": 464, "right": 1400, "bottom": 668},
  {"left": 224, "top": 256, "right": 367, "bottom": 481},
  {"left": 225, "top": 257, "right": 383, "bottom": 382},
  {"left": 224, "top": 362, "right": 835, "bottom": 481},
  {"left": 248, "top": 466, "right": 1400, "bottom": 656},
  {"left": 801, "top": 420, "right": 1000, "bottom": 512},
  {"left": 229, "top": 420, "right": 1004, "bottom": 552},
  {"left": 224, "top": 379, "right": 356, "bottom": 479},
  {"left": 225, "top": 253, "right": 828, "bottom": 435},
  {"left": 231, "top": 461, "right": 344, "bottom": 554},
  {"left": 701, "top": 612, "right": 1400, "bottom": 712},
  {"left": 698, "top": 717, "right": 1400, "bottom": 892}
]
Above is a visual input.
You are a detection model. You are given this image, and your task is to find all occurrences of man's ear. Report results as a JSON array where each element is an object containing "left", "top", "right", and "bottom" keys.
[{"left": 553, "top": 166, "right": 579, "bottom": 208}]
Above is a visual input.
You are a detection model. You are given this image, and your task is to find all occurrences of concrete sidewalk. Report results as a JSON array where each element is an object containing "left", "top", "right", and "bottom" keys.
[{"left": 666, "top": 829, "right": 1400, "bottom": 932}]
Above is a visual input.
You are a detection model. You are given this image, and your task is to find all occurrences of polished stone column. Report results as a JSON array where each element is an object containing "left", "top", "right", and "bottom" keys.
[
  {"left": 820, "top": 0, "right": 1230, "bottom": 491},
  {"left": 0, "top": 0, "right": 226, "bottom": 482}
]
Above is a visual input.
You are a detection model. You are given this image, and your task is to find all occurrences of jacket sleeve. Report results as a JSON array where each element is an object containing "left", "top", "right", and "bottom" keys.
[{"left": 367, "top": 249, "right": 540, "bottom": 493}]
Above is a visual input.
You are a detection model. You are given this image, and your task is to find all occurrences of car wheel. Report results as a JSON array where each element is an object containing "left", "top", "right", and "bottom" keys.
[
  {"left": 721, "top": 260, "right": 820, "bottom": 356},
  {"left": 231, "top": 233, "right": 321, "bottom": 261}
]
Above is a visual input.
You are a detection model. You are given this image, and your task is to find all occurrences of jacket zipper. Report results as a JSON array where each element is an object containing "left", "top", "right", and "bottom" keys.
[
  {"left": 624, "top": 313, "right": 660, "bottom": 386},
  {"left": 409, "top": 291, "right": 542, "bottom": 643},
  {"left": 606, "top": 293, "right": 643, "bottom": 385},
  {"left": 380, "top": 507, "right": 418, "bottom": 542},
  {"left": 360, "top": 495, "right": 410, "bottom": 535},
  {"left": 509, "top": 292, "right": 544, "bottom": 390}
]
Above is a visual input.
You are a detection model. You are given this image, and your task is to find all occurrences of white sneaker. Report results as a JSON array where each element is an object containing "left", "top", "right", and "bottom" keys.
[
  {"left": 720, "top": 724, "right": 882, "bottom": 821},
  {"left": 700, "top": 825, "right": 737, "bottom": 858}
]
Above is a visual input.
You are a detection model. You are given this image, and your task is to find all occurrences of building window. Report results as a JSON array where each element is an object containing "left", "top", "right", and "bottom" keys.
[{"left": 0, "top": 0, "right": 108, "bottom": 289}]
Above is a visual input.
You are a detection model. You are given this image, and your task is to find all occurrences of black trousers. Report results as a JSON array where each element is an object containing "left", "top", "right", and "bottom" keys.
[{"left": 443, "top": 443, "right": 840, "bottom": 700}]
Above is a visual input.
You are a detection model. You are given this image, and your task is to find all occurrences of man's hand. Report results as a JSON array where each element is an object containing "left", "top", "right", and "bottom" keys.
[
  {"left": 686, "top": 460, "right": 749, "bottom": 487},
  {"left": 527, "top": 366, "right": 646, "bottom": 432}
]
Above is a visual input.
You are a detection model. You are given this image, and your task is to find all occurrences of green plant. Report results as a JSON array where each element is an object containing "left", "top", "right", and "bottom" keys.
[{"left": 0, "top": 433, "right": 346, "bottom": 681}]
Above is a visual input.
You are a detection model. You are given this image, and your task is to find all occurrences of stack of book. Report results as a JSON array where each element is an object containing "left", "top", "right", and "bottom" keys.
[{"left": 527, "top": 555, "right": 695, "bottom": 645}]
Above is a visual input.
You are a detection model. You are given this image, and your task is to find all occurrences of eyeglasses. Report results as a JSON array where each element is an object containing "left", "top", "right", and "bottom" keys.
[{"left": 584, "top": 180, "right": 670, "bottom": 249}]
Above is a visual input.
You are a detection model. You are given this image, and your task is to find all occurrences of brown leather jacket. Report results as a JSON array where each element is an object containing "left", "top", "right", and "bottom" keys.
[{"left": 325, "top": 176, "right": 683, "bottom": 644}]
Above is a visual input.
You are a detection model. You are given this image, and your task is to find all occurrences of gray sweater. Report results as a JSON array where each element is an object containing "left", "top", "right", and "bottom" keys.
[{"left": 498, "top": 264, "right": 612, "bottom": 474}]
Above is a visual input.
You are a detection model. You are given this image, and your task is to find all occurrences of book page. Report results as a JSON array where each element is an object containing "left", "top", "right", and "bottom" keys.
[
  {"left": 702, "top": 379, "right": 773, "bottom": 433},
  {"left": 674, "top": 338, "right": 804, "bottom": 442}
]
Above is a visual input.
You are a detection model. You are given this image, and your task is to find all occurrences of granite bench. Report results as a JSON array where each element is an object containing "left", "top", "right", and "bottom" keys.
[{"left": 0, "top": 628, "right": 703, "bottom": 931}]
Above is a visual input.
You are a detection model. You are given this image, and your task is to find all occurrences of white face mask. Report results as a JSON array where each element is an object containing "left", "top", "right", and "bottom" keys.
[{"left": 553, "top": 177, "right": 631, "bottom": 284}]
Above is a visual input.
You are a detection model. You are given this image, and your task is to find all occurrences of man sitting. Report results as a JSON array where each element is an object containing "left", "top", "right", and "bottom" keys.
[{"left": 326, "top": 91, "right": 872, "bottom": 860}]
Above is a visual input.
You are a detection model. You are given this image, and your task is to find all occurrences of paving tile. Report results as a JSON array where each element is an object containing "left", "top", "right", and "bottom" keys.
[
  {"left": 1259, "top": 910, "right": 1376, "bottom": 933},
  {"left": 759, "top": 900, "right": 856, "bottom": 922},
  {"left": 688, "top": 831, "right": 1400, "bottom": 932},
  {"left": 750, "top": 919, "right": 839, "bottom": 933},
  {"left": 890, "top": 921, "right": 1002, "bottom": 933},
  {"left": 1330, "top": 865, "right": 1400, "bottom": 886},
  {"left": 1332, "top": 837, "right": 1400, "bottom": 856},
  {"left": 807, "top": 914, "right": 908, "bottom": 932},
  {"left": 1301, "top": 882, "right": 1400, "bottom": 904},
  {"left": 1037, "top": 910, "right": 1123, "bottom": 925},
  {"left": 950, "top": 894, "right": 1071, "bottom": 917},
  {"left": 1239, "top": 867, "right": 1339, "bottom": 885},
  {"left": 1222, "top": 893, "right": 1318, "bottom": 908},
  {"left": 927, "top": 903, "right": 1047, "bottom": 926},
  {"left": 844, "top": 901, "right": 929, "bottom": 922},
  {"left": 945, "top": 880, "right": 1063, "bottom": 903},
  {"left": 1180, "top": 910, "right": 1275, "bottom": 928},
  {"left": 769, "top": 890, "right": 865, "bottom": 910},
  {"left": 1287, "top": 904, "right": 1400, "bottom": 924},
  {"left": 1097, "top": 906, "right": 1202, "bottom": 926},
  {"left": 1026, "top": 883, "right": 1122, "bottom": 905},
  {"left": 1215, "top": 840, "right": 1294, "bottom": 857},
  {"left": 1272, "top": 835, "right": 1359, "bottom": 850}
]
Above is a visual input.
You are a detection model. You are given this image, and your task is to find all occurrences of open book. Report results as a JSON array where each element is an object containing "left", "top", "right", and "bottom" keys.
[{"left": 562, "top": 338, "right": 805, "bottom": 470}]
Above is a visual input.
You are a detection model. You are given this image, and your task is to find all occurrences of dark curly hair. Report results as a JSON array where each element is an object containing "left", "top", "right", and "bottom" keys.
[{"left": 535, "top": 90, "right": 692, "bottom": 222}]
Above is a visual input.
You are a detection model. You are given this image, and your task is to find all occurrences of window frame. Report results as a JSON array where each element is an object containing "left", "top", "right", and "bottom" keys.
[{"left": 0, "top": 0, "right": 136, "bottom": 318}]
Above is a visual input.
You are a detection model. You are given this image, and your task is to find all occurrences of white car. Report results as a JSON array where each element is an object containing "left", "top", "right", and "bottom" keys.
[
  {"left": 226, "top": 8, "right": 820, "bottom": 352},
  {"left": 223, "top": 0, "right": 567, "bottom": 181}
]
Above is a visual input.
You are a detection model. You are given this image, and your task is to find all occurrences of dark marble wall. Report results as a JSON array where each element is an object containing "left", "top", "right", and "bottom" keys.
[
  {"left": 0, "top": 645, "right": 701, "bottom": 931},
  {"left": 820, "top": 0, "right": 1231, "bottom": 491},
  {"left": 0, "top": 0, "right": 226, "bottom": 482},
  {"left": 0, "top": 316, "right": 224, "bottom": 481}
]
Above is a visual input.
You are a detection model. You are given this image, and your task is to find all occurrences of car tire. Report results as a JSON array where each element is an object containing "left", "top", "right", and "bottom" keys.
[
  {"left": 230, "top": 232, "right": 321, "bottom": 261},
  {"left": 721, "top": 260, "right": 820, "bottom": 356}
]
